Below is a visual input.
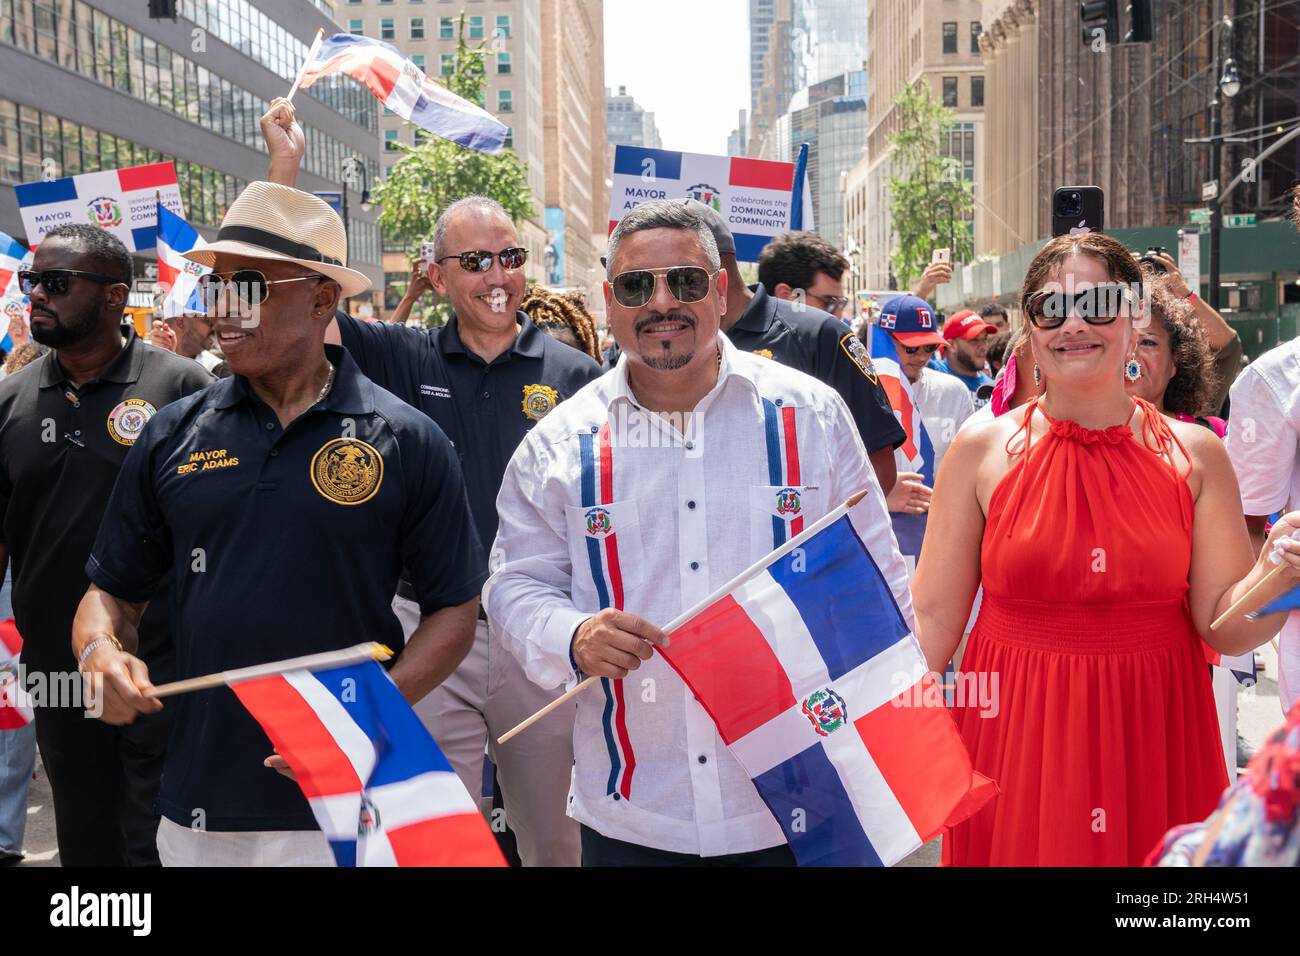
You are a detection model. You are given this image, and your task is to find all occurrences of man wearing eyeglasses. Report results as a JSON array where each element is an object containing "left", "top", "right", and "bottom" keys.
[
  {"left": 0, "top": 223, "right": 212, "bottom": 865},
  {"left": 485, "top": 199, "right": 910, "bottom": 865}
]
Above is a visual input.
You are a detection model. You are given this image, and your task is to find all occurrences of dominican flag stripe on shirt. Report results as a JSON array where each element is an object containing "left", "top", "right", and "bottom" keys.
[
  {"left": 658, "top": 503, "right": 995, "bottom": 866},
  {"left": 762, "top": 398, "right": 804, "bottom": 546},
  {"left": 579, "top": 422, "right": 635, "bottom": 799}
]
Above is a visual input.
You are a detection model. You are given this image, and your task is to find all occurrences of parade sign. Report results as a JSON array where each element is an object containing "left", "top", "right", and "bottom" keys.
[
  {"left": 608, "top": 146, "right": 814, "bottom": 262},
  {"left": 14, "top": 161, "right": 183, "bottom": 252}
]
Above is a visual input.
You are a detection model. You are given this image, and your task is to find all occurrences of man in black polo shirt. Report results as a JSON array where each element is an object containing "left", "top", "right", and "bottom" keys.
[
  {"left": 0, "top": 224, "right": 212, "bottom": 865},
  {"left": 683, "top": 206, "right": 904, "bottom": 494},
  {"left": 72, "top": 183, "right": 482, "bottom": 865},
  {"left": 322, "top": 198, "right": 600, "bottom": 868},
  {"left": 262, "top": 99, "right": 600, "bottom": 865}
]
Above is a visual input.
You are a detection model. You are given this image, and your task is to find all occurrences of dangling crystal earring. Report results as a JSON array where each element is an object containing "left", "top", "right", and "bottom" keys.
[
  {"left": 1033, "top": 364, "right": 1041, "bottom": 387},
  {"left": 1125, "top": 357, "right": 1142, "bottom": 382}
]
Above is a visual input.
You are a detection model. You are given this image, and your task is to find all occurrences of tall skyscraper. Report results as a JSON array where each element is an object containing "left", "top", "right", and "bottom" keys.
[{"left": 606, "top": 86, "right": 662, "bottom": 149}]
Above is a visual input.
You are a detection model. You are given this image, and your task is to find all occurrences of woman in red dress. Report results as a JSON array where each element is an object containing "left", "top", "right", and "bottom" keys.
[{"left": 913, "top": 232, "right": 1300, "bottom": 866}]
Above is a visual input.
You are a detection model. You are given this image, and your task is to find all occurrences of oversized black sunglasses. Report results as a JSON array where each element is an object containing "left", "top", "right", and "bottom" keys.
[
  {"left": 435, "top": 247, "right": 528, "bottom": 273},
  {"left": 1023, "top": 284, "right": 1140, "bottom": 329},
  {"left": 18, "top": 269, "right": 120, "bottom": 295},
  {"left": 610, "top": 266, "right": 716, "bottom": 308}
]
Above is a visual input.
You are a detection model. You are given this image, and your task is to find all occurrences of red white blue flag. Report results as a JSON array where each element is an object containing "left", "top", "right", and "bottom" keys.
[
  {"left": 0, "top": 619, "right": 33, "bottom": 729},
  {"left": 231, "top": 659, "right": 505, "bottom": 867},
  {"left": 0, "top": 231, "right": 33, "bottom": 352},
  {"left": 156, "top": 205, "right": 210, "bottom": 318},
  {"left": 296, "top": 34, "right": 507, "bottom": 155},
  {"left": 659, "top": 498, "right": 995, "bottom": 866}
]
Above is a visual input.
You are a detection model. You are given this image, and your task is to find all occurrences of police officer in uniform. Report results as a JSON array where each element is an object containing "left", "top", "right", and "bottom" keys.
[
  {"left": 0, "top": 224, "right": 212, "bottom": 866},
  {"left": 680, "top": 204, "right": 904, "bottom": 493},
  {"left": 72, "top": 184, "right": 483, "bottom": 866}
]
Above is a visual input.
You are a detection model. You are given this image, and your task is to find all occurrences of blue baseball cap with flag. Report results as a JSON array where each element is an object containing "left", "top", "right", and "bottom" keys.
[{"left": 878, "top": 294, "right": 944, "bottom": 347}]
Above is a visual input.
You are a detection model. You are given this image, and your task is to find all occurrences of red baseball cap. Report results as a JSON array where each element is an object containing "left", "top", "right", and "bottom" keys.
[{"left": 942, "top": 309, "right": 998, "bottom": 342}]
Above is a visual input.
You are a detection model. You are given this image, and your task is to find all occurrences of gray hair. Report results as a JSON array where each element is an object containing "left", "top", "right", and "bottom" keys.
[
  {"left": 432, "top": 196, "right": 513, "bottom": 258},
  {"left": 605, "top": 199, "right": 721, "bottom": 279}
]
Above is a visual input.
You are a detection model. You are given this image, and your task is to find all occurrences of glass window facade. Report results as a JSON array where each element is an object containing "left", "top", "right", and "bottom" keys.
[{"left": 0, "top": 1, "right": 379, "bottom": 188}]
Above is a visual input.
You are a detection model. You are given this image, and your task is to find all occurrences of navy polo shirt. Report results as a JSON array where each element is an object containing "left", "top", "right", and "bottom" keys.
[
  {"left": 336, "top": 312, "right": 602, "bottom": 563},
  {"left": 726, "top": 284, "right": 906, "bottom": 454},
  {"left": 86, "top": 345, "right": 484, "bottom": 831}
]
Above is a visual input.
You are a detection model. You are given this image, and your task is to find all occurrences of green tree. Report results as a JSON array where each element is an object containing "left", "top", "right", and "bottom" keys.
[
  {"left": 885, "top": 82, "right": 974, "bottom": 291},
  {"left": 373, "top": 13, "right": 535, "bottom": 325}
]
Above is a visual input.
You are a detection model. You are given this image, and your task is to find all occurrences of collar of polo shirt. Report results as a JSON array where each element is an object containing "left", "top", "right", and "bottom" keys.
[
  {"left": 732, "top": 282, "right": 778, "bottom": 334},
  {"left": 604, "top": 331, "right": 751, "bottom": 412},
  {"left": 440, "top": 311, "right": 544, "bottom": 360},
  {"left": 39, "top": 324, "right": 143, "bottom": 390}
]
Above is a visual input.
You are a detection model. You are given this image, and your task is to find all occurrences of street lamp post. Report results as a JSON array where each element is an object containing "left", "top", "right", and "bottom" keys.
[
  {"left": 1207, "top": 9, "right": 1240, "bottom": 311},
  {"left": 339, "top": 155, "right": 372, "bottom": 244}
]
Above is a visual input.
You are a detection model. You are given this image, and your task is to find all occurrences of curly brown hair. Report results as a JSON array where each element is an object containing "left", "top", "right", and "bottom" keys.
[
  {"left": 520, "top": 285, "right": 600, "bottom": 361},
  {"left": 1142, "top": 273, "right": 1220, "bottom": 418}
]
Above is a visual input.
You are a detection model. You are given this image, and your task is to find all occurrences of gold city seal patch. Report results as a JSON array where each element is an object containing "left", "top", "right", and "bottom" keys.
[
  {"left": 752, "top": 349, "right": 774, "bottom": 361},
  {"left": 310, "top": 438, "right": 384, "bottom": 506},
  {"left": 521, "top": 383, "right": 560, "bottom": 421},
  {"left": 106, "top": 398, "right": 157, "bottom": 446}
]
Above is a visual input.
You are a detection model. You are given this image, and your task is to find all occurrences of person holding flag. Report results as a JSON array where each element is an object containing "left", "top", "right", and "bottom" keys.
[
  {"left": 71, "top": 183, "right": 484, "bottom": 866},
  {"left": 484, "top": 199, "right": 911, "bottom": 865}
]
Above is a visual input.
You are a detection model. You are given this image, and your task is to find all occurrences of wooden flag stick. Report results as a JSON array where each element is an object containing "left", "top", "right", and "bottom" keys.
[
  {"left": 145, "top": 641, "right": 393, "bottom": 700},
  {"left": 496, "top": 488, "right": 871, "bottom": 745},
  {"left": 1211, "top": 563, "right": 1287, "bottom": 631},
  {"left": 285, "top": 28, "right": 325, "bottom": 104}
]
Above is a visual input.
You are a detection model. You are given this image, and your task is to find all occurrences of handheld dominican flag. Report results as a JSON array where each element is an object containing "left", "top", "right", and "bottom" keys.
[
  {"left": 658, "top": 498, "right": 996, "bottom": 866},
  {"left": 156, "top": 206, "right": 210, "bottom": 318},
  {"left": 1202, "top": 642, "right": 1258, "bottom": 687},
  {"left": 0, "top": 231, "right": 33, "bottom": 352},
  {"left": 14, "top": 162, "right": 182, "bottom": 251},
  {"left": 0, "top": 619, "right": 34, "bottom": 730},
  {"left": 296, "top": 34, "right": 507, "bottom": 155},
  {"left": 231, "top": 659, "right": 505, "bottom": 867},
  {"left": 871, "top": 355, "right": 935, "bottom": 488},
  {"left": 1254, "top": 583, "right": 1300, "bottom": 620}
]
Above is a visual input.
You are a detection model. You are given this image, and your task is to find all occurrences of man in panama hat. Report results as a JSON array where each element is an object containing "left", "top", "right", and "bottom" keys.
[{"left": 71, "top": 182, "right": 485, "bottom": 865}]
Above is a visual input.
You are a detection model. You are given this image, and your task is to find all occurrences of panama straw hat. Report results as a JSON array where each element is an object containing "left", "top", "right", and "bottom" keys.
[{"left": 182, "top": 181, "right": 371, "bottom": 297}]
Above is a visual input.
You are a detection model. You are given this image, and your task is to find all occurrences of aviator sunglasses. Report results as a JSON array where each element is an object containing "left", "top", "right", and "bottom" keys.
[
  {"left": 435, "top": 247, "right": 528, "bottom": 273},
  {"left": 1023, "top": 283, "right": 1140, "bottom": 330},
  {"left": 198, "top": 269, "right": 322, "bottom": 309},
  {"left": 609, "top": 266, "right": 717, "bottom": 308}
]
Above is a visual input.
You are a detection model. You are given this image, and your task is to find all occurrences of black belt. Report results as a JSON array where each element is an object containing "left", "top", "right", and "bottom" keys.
[{"left": 395, "top": 580, "right": 487, "bottom": 620}]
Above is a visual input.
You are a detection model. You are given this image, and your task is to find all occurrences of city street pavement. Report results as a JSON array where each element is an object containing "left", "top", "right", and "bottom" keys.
[{"left": 13, "top": 642, "right": 1290, "bottom": 868}]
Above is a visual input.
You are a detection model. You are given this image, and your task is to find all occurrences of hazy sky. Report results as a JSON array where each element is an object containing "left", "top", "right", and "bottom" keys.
[{"left": 603, "top": 0, "right": 750, "bottom": 156}]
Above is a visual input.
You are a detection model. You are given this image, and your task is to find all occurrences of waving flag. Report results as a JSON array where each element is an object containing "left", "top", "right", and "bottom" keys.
[
  {"left": 156, "top": 206, "right": 210, "bottom": 318},
  {"left": 296, "top": 34, "right": 507, "bottom": 154},
  {"left": 1203, "top": 643, "right": 1258, "bottom": 687},
  {"left": 0, "top": 619, "right": 33, "bottom": 729},
  {"left": 1255, "top": 584, "right": 1300, "bottom": 620},
  {"left": 231, "top": 659, "right": 504, "bottom": 867},
  {"left": 0, "top": 231, "right": 33, "bottom": 352},
  {"left": 658, "top": 497, "right": 995, "bottom": 866}
]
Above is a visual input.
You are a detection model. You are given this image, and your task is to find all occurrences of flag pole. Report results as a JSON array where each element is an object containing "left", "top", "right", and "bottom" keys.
[
  {"left": 145, "top": 641, "right": 393, "bottom": 699},
  {"left": 788, "top": 142, "right": 809, "bottom": 231},
  {"left": 1210, "top": 563, "right": 1288, "bottom": 630},
  {"left": 496, "top": 488, "right": 871, "bottom": 745},
  {"left": 285, "top": 28, "right": 325, "bottom": 104}
]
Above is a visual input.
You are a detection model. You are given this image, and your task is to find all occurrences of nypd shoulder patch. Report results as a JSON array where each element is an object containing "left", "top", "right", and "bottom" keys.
[{"left": 839, "top": 334, "right": 877, "bottom": 384}]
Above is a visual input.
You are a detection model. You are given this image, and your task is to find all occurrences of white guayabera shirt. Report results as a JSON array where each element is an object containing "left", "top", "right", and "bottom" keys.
[
  {"left": 1225, "top": 337, "right": 1300, "bottom": 714},
  {"left": 484, "top": 333, "right": 913, "bottom": 857}
]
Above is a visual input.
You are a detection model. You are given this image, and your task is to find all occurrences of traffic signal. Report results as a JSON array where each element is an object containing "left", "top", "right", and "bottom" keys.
[
  {"left": 1124, "top": 0, "right": 1154, "bottom": 43},
  {"left": 1080, "top": 0, "right": 1119, "bottom": 48}
]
